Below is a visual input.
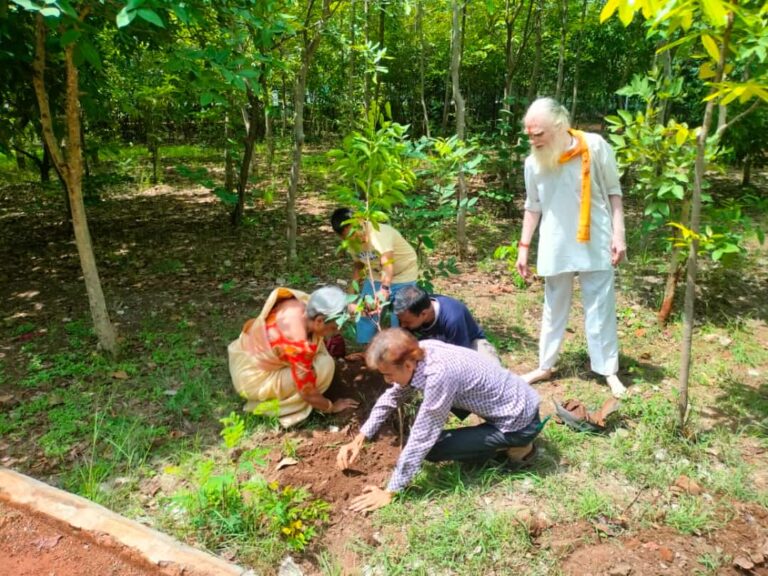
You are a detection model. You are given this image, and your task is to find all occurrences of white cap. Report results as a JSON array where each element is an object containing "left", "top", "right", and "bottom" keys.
[{"left": 307, "top": 285, "right": 347, "bottom": 319}]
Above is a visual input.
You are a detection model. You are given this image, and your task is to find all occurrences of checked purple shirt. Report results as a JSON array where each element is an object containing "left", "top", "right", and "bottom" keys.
[{"left": 360, "top": 340, "right": 540, "bottom": 492}]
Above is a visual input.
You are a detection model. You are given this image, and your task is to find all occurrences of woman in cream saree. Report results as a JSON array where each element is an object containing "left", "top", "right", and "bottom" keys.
[{"left": 228, "top": 286, "right": 358, "bottom": 427}]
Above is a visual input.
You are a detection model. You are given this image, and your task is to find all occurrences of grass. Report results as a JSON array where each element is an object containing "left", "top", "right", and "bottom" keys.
[{"left": 368, "top": 497, "right": 551, "bottom": 575}]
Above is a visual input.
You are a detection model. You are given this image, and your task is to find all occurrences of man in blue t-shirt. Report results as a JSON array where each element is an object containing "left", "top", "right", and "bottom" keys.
[{"left": 393, "top": 285, "right": 500, "bottom": 363}]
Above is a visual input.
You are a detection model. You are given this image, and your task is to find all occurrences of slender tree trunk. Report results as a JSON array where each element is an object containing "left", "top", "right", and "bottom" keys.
[
  {"left": 281, "top": 68, "right": 288, "bottom": 136},
  {"left": 146, "top": 111, "right": 159, "bottom": 185},
  {"left": 41, "top": 140, "right": 52, "bottom": 183},
  {"left": 416, "top": 0, "right": 430, "bottom": 138},
  {"left": 233, "top": 90, "right": 259, "bottom": 226},
  {"left": 570, "top": 0, "right": 588, "bottom": 121},
  {"left": 527, "top": 2, "right": 542, "bottom": 102},
  {"left": 658, "top": 200, "right": 690, "bottom": 325},
  {"left": 451, "top": 0, "right": 467, "bottom": 259},
  {"left": 32, "top": 15, "right": 117, "bottom": 355},
  {"left": 363, "top": 0, "right": 371, "bottom": 114},
  {"left": 288, "top": 60, "right": 309, "bottom": 261},
  {"left": 348, "top": 0, "right": 358, "bottom": 131},
  {"left": 288, "top": 35, "right": 325, "bottom": 261},
  {"left": 224, "top": 112, "right": 235, "bottom": 191},
  {"left": 441, "top": 72, "right": 452, "bottom": 134},
  {"left": 265, "top": 79, "right": 275, "bottom": 173},
  {"left": 678, "top": 13, "right": 733, "bottom": 429},
  {"left": 373, "top": 0, "right": 385, "bottom": 109},
  {"left": 742, "top": 155, "right": 751, "bottom": 187},
  {"left": 555, "top": 0, "right": 567, "bottom": 101}
]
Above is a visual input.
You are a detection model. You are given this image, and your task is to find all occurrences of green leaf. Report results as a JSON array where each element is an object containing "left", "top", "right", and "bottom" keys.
[
  {"left": 137, "top": 8, "right": 164, "bottom": 28},
  {"left": 116, "top": 7, "right": 135, "bottom": 28},
  {"left": 60, "top": 28, "right": 80, "bottom": 46},
  {"left": 172, "top": 4, "right": 189, "bottom": 23},
  {"left": 77, "top": 39, "right": 101, "bottom": 70},
  {"left": 599, "top": 0, "right": 620, "bottom": 23},
  {"left": 200, "top": 93, "right": 214, "bottom": 107},
  {"left": 701, "top": 34, "right": 720, "bottom": 61},
  {"left": 56, "top": 0, "right": 77, "bottom": 18},
  {"left": 11, "top": 0, "right": 37, "bottom": 11},
  {"left": 39, "top": 6, "right": 60, "bottom": 17},
  {"left": 701, "top": 0, "right": 728, "bottom": 27}
]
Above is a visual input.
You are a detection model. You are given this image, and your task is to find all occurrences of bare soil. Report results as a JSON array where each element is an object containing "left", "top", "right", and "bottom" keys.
[{"left": 0, "top": 498, "right": 168, "bottom": 576}]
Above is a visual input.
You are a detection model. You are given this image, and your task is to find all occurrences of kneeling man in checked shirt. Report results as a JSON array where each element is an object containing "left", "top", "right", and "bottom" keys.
[{"left": 337, "top": 328, "right": 543, "bottom": 512}]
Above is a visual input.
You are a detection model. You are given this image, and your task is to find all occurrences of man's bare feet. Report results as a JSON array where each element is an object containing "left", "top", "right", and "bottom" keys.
[
  {"left": 606, "top": 374, "right": 627, "bottom": 398},
  {"left": 522, "top": 368, "right": 553, "bottom": 384},
  {"left": 506, "top": 443, "right": 534, "bottom": 461}
]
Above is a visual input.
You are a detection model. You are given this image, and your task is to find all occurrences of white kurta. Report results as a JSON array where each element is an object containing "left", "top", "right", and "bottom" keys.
[{"left": 524, "top": 132, "right": 621, "bottom": 276}]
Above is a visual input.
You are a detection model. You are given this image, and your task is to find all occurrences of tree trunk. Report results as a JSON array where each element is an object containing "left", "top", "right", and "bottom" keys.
[
  {"left": 373, "top": 0, "right": 385, "bottom": 109},
  {"left": 281, "top": 67, "right": 288, "bottom": 136},
  {"left": 678, "top": 13, "right": 733, "bottom": 430},
  {"left": 286, "top": 0, "right": 336, "bottom": 261},
  {"left": 742, "top": 155, "right": 751, "bottom": 187},
  {"left": 288, "top": 60, "right": 308, "bottom": 262},
  {"left": 348, "top": 0, "right": 357, "bottom": 131},
  {"left": 32, "top": 16, "right": 117, "bottom": 355},
  {"left": 658, "top": 200, "right": 690, "bottom": 325},
  {"left": 224, "top": 112, "right": 235, "bottom": 192},
  {"left": 288, "top": 39, "right": 324, "bottom": 261},
  {"left": 265, "top": 79, "right": 275, "bottom": 173},
  {"left": 451, "top": 0, "right": 467, "bottom": 259},
  {"left": 233, "top": 90, "right": 259, "bottom": 226},
  {"left": 527, "top": 2, "right": 542, "bottom": 102},
  {"left": 363, "top": 0, "right": 371, "bottom": 115},
  {"left": 569, "top": 0, "right": 588, "bottom": 121},
  {"left": 416, "top": 0, "right": 430, "bottom": 138},
  {"left": 555, "top": 0, "right": 568, "bottom": 101},
  {"left": 441, "top": 71, "right": 452, "bottom": 134},
  {"left": 41, "top": 140, "right": 52, "bottom": 183}
]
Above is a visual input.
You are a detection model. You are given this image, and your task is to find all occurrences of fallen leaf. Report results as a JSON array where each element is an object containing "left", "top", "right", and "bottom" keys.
[
  {"left": 111, "top": 370, "right": 129, "bottom": 380},
  {"left": 634, "top": 328, "right": 646, "bottom": 337},
  {"left": 673, "top": 475, "right": 702, "bottom": 495},
  {"left": 608, "top": 562, "right": 632, "bottom": 576},
  {"left": 0, "top": 394, "right": 15, "bottom": 406},
  {"left": 276, "top": 457, "right": 299, "bottom": 470},
  {"left": 748, "top": 551, "right": 765, "bottom": 565},
  {"left": 659, "top": 546, "right": 674, "bottom": 563},
  {"left": 733, "top": 556, "right": 754, "bottom": 571},
  {"left": 33, "top": 535, "right": 62, "bottom": 551}
]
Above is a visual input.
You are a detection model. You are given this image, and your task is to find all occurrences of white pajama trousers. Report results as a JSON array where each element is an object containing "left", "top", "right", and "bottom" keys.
[{"left": 539, "top": 270, "right": 619, "bottom": 376}]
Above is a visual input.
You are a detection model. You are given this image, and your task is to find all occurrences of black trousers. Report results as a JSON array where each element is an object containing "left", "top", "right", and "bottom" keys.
[{"left": 425, "top": 411, "right": 543, "bottom": 463}]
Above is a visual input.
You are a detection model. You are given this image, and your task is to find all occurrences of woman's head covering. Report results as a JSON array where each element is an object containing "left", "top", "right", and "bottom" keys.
[{"left": 306, "top": 285, "right": 347, "bottom": 320}]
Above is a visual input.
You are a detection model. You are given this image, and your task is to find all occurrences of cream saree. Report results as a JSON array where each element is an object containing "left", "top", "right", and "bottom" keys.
[{"left": 228, "top": 287, "right": 335, "bottom": 427}]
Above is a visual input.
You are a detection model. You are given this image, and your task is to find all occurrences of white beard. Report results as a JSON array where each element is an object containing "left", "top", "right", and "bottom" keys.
[
  {"left": 531, "top": 133, "right": 571, "bottom": 172},
  {"left": 531, "top": 144, "right": 563, "bottom": 172}
]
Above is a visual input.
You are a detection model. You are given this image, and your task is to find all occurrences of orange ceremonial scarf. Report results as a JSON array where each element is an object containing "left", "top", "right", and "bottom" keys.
[{"left": 558, "top": 129, "right": 591, "bottom": 243}]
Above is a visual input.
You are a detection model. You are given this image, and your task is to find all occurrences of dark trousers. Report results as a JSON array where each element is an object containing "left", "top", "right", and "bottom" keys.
[{"left": 425, "top": 411, "right": 543, "bottom": 463}]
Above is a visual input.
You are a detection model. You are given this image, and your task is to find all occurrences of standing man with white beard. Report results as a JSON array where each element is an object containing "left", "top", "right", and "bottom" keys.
[{"left": 515, "top": 97, "right": 628, "bottom": 398}]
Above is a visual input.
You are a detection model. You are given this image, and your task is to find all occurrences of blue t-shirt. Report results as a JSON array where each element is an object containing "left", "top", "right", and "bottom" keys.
[{"left": 412, "top": 295, "right": 485, "bottom": 348}]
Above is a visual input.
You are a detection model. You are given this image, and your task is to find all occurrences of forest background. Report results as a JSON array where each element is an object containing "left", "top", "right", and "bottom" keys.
[{"left": 1, "top": 0, "right": 767, "bottom": 575}]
